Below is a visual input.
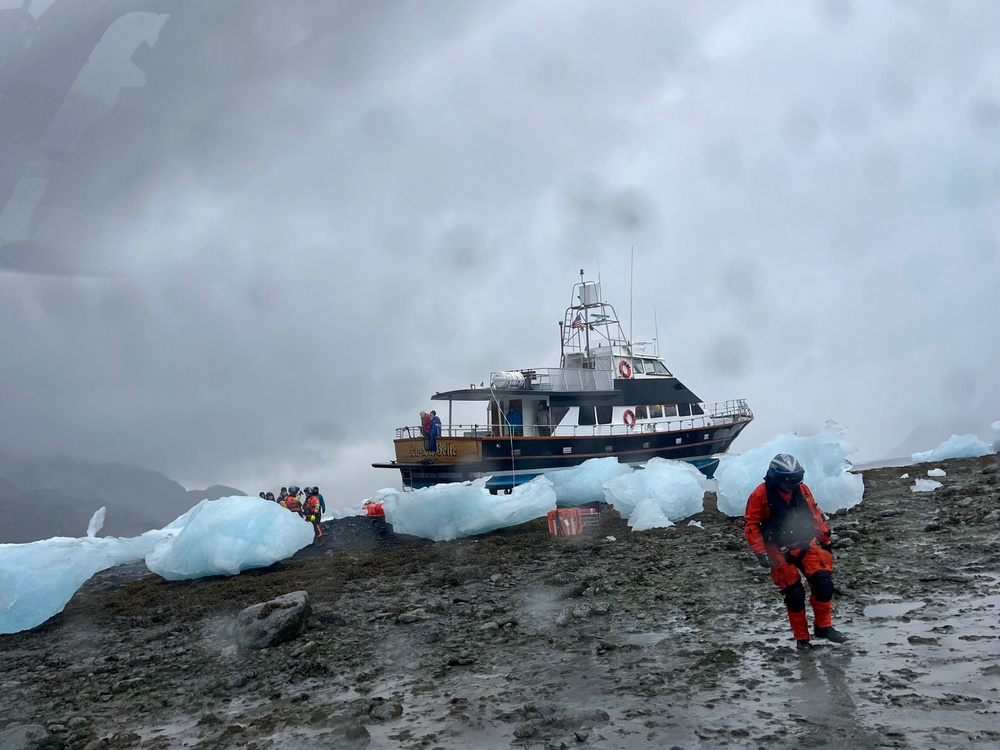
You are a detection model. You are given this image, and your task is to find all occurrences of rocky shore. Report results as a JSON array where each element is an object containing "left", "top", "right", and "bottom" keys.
[{"left": 1, "top": 455, "right": 999, "bottom": 749}]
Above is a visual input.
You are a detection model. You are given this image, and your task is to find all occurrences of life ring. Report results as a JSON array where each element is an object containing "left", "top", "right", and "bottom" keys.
[
  {"left": 618, "top": 360, "right": 632, "bottom": 379},
  {"left": 623, "top": 409, "right": 636, "bottom": 427}
]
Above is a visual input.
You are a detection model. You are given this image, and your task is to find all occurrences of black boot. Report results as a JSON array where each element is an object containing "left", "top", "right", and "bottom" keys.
[
  {"left": 796, "top": 639, "right": 813, "bottom": 651},
  {"left": 815, "top": 626, "right": 848, "bottom": 643}
]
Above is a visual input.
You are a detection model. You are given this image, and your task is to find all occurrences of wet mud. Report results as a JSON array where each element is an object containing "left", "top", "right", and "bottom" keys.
[{"left": 0, "top": 455, "right": 998, "bottom": 749}]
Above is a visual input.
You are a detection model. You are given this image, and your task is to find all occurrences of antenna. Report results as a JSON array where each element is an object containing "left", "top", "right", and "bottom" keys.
[
  {"left": 653, "top": 304, "right": 660, "bottom": 356},
  {"left": 628, "top": 244, "right": 634, "bottom": 357}
]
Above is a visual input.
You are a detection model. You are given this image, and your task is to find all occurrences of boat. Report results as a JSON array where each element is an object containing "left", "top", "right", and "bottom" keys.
[{"left": 372, "top": 270, "right": 753, "bottom": 493}]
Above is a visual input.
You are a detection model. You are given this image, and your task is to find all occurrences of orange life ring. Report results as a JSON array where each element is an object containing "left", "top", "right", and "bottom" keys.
[
  {"left": 618, "top": 360, "right": 632, "bottom": 379},
  {"left": 623, "top": 409, "right": 636, "bottom": 427}
]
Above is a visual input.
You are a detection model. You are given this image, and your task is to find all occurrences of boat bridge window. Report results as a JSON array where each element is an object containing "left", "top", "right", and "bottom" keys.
[
  {"left": 650, "top": 405, "right": 663, "bottom": 418},
  {"left": 577, "top": 405, "right": 613, "bottom": 426},
  {"left": 678, "top": 404, "right": 691, "bottom": 417},
  {"left": 635, "top": 405, "right": 648, "bottom": 419},
  {"left": 631, "top": 359, "right": 645, "bottom": 374},
  {"left": 649, "top": 360, "right": 671, "bottom": 375},
  {"left": 663, "top": 404, "right": 677, "bottom": 417}
]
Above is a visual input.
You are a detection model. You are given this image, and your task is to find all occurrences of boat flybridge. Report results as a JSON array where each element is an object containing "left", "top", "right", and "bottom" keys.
[{"left": 372, "top": 270, "right": 753, "bottom": 493}]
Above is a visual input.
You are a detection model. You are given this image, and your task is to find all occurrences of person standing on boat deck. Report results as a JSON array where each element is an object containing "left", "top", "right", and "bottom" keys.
[
  {"left": 744, "top": 454, "right": 848, "bottom": 650},
  {"left": 420, "top": 410, "right": 432, "bottom": 450},
  {"left": 536, "top": 401, "right": 551, "bottom": 436},
  {"left": 428, "top": 410, "right": 442, "bottom": 452},
  {"left": 506, "top": 404, "right": 522, "bottom": 436}
]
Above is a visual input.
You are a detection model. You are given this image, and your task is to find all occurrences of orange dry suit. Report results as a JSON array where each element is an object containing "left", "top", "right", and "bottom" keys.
[
  {"left": 303, "top": 493, "right": 323, "bottom": 538},
  {"left": 744, "top": 480, "right": 835, "bottom": 641},
  {"left": 282, "top": 493, "right": 302, "bottom": 514}
]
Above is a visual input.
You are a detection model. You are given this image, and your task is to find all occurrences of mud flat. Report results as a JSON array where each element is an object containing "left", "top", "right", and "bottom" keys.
[{"left": 1, "top": 455, "right": 998, "bottom": 749}]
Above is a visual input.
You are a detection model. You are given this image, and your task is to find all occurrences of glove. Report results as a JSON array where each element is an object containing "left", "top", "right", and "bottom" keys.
[
  {"left": 820, "top": 542, "right": 832, "bottom": 553},
  {"left": 756, "top": 553, "right": 772, "bottom": 569}
]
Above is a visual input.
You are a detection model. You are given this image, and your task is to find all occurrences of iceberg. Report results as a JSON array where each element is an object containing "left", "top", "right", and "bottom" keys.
[
  {"left": 912, "top": 434, "right": 992, "bottom": 463},
  {"left": 146, "top": 497, "right": 314, "bottom": 581},
  {"left": 1, "top": 497, "right": 314, "bottom": 634},
  {"left": 603, "top": 458, "right": 708, "bottom": 531},
  {"left": 380, "top": 477, "right": 557, "bottom": 542},
  {"left": 714, "top": 422, "right": 864, "bottom": 516}
]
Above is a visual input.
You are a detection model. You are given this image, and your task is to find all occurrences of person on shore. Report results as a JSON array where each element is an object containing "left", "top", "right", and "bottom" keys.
[
  {"left": 278, "top": 487, "right": 288, "bottom": 505},
  {"left": 265, "top": 491, "right": 276, "bottom": 502},
  {"left": 428, "top": 410, "right": 442, "bottom": 452},
  {"left": 282, "top": 485, "right": 302, "bottom": 514},
  {"left": 744, "top": 453, "right": 848, "bottom": 650},
  {"left": 303, "top": 488, "right": 323, "bottom": 541}
]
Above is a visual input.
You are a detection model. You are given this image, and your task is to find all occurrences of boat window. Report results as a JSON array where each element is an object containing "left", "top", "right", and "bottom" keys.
[
  {"left": 578, "top": 406, "right": 596, "bottom": 426},
  {"left": 650, "top": 360, "right": 671, "bottom": 375},
  {"left": 691, "top": 404, "right": 704, "bottom": 415},
  {"left": 631, "top": 359, "right": 645, "bottom": 374},
  {"left": 663, "top": 404, "right": 678, "bottom": 417},
  {"left": 678, "top": 403, "right": 691, "bottom": 417},
  {"left": 649, "top": 405, "right": 663, "bottom": 418},
  {"left": 635, "top": 405, "right": 648, "bottom": 419},
  {"left": 596, "top": 406, "right": 613, "bottom": 424}
]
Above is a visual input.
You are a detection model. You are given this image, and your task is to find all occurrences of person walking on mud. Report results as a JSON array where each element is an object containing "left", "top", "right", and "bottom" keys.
[{"left": 744, "top": 453, "right": 848, "bottom": 650}]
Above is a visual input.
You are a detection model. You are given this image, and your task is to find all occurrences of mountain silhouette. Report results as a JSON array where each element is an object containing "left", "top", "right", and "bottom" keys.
[{"left": 0, "top": 451, "right": 244, "bottom": 542}]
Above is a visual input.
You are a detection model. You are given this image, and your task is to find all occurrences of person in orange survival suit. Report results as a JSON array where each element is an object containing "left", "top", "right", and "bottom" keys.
[
  {"left": 302, "top": 487, "right": 323, "bottom": 540},
  {"left": 745, "top": 453, "right": 849, "bottom": 650}
]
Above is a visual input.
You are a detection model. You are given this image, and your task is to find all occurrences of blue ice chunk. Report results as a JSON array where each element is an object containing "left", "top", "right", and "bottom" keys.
[
  {"left": 603, "top": 457, "right": 708, "bottom": 530},
  {"left": 0, "top": 508, "right": 167, "bottom": 634},
  {"left": 547, "top": 457, "right": 633, "bottom": 505},
  {"left": 714, "top": 422, "right": 864, "bottom": 516},
  {"left": 912, "top": 434, "right": 992, "bottom": 463},
  {"left": 381, "top": 476, "right": 556, "bottom": 541},
  {"left": 145, "top": 497, "right": 314, "bottom": 581}
]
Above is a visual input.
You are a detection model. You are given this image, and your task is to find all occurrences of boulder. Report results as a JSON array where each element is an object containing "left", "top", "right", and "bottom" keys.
[
  {"left": 235, "top": 591, "right": 311, "bottom": 650},
  {"left": 0, "top": 723, "right": 48, "bottom": 750}
]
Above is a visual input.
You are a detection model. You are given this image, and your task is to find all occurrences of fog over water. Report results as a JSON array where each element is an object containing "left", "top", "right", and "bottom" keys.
[{"left": 1, "top": 0, "right": 998, "bottom": 508}]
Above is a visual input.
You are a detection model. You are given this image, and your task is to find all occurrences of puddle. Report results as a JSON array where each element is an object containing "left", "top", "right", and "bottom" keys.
[{"left": 864, "top": 601, "right": 925, "bottom": 618}]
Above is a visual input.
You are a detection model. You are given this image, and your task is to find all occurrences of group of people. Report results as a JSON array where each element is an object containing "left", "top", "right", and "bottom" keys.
[
  {"left": 419, "top": 410, "right": 442, "bottom": 451},
  {"left": 257, "top": 485, "right": 326, "bottom": 540}
]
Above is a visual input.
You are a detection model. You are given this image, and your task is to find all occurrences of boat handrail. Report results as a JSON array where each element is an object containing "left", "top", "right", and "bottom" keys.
[
  {"left": 392, "top": 399, "right": 752, "bottom": 440},
  {"left": 490, "top": 368, "right": 615, "bottom": 392}
]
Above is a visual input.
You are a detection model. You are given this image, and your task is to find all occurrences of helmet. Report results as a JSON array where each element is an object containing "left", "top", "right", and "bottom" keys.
[
  {"left": 288, "top": 485, "right": 300, "bottom": 495},
  {"left": 766, "top": 454, "right": 804, "bottom": 486}
]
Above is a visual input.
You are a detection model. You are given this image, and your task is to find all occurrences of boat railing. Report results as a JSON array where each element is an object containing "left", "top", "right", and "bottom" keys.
[
  {"left": 392, "top": 399, "right": 752, "bottom": 440},
  {"left": 491, "top": 368, "right": 615, "bottom": 392}
]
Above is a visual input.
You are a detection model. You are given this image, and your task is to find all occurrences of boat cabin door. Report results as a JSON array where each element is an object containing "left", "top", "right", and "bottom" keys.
[{"left": 490, "top": 399, "right": 524, "bottom": 436}]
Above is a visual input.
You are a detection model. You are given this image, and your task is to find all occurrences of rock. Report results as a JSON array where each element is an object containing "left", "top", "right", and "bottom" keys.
[
  {"left": 0, "top": 723, "right": 48, "bottom": 750},
  {"left": 235, "top": 591, "right": 311, "bottom": 650},
  {"left": 396, "top": 608, "right": 430, "bottom": 624},
  {"left": 368, "top": 699, "right": 403, "bottom": 720}
]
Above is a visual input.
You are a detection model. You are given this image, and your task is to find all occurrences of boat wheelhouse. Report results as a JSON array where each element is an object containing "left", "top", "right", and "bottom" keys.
[{"left": 373, "top": 271, "right": 753, "bottom": 492}]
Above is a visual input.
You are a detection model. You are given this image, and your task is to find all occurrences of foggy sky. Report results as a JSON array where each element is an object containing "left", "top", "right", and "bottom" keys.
[{"left": 1, "top": 0, "right": 998, "bottom": 508}]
